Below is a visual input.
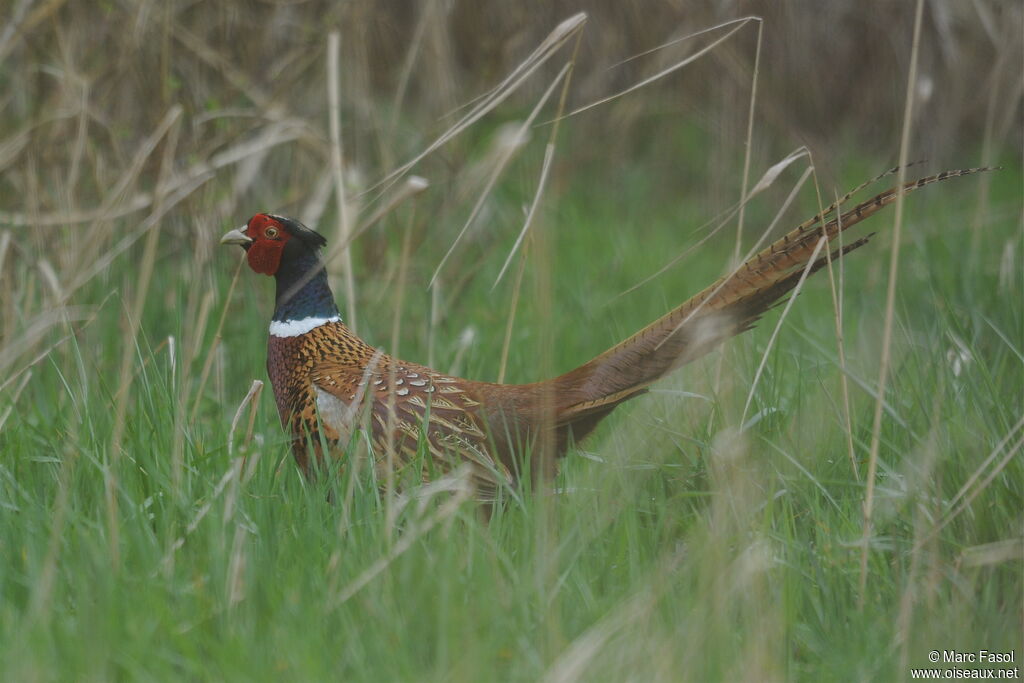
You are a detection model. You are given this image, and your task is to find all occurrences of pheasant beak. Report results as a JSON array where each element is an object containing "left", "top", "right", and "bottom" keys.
[{"left": 220, "top": 227, "right": 253, "bottom": 247}]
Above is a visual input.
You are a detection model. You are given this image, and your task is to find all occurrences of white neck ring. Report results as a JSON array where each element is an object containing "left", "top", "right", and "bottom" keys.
[{"left": 269, "top": 315, "right": 340, "bottom": 338}]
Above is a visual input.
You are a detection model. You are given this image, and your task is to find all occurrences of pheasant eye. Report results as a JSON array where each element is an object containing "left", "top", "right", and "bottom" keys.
[{"left": 265, "top": 227, "right": 279, "bottom": 238}]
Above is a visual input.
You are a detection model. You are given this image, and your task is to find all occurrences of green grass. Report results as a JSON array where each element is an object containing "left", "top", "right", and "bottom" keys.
[{"left": 1, "top": 152, "right": 1020, "bottom": 681}]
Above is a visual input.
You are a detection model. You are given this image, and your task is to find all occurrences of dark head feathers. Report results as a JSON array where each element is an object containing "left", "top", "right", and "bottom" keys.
[{"left": 268, "top": 214, "right": 328, "bottom": 250}]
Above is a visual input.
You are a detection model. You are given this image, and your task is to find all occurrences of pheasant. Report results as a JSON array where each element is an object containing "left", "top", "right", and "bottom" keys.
[{"left": 222, "top": 167, "right": 985, "bottom": 499}]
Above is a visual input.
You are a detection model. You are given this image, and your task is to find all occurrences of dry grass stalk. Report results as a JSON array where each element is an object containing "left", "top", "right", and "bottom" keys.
[
  {"left": 740, "top": 232, "right": 827, "bottom": 423},
  {"left": 327, "top": 31, "right": 359, "bottom": 335},
  {"left": 859, "top": 0, "right": 926, "bottom": 609}
]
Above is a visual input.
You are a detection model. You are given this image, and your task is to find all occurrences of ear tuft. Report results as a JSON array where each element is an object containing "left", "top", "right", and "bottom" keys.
[{"left": 268, "top": 214, "right": 328, "bottom": 250}]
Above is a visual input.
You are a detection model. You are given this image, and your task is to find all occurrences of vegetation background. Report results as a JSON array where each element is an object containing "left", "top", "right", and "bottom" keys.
[{"left": 1, "top": 0, "right": 1021, "bottom": 680}]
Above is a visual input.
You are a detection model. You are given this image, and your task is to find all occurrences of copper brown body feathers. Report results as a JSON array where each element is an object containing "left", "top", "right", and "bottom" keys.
[{"left": 225, "top": 167, "right": 990, "bottom": 500}]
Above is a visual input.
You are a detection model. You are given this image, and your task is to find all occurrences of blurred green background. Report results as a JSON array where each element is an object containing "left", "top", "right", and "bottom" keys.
[{"left": 0, "top": 1, "right": 1021, "bottom": 681}]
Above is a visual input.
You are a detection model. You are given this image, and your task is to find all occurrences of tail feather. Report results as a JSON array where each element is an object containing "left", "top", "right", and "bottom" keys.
[{"left": 552, "top": 166, "right": 992, "bottom": 424}]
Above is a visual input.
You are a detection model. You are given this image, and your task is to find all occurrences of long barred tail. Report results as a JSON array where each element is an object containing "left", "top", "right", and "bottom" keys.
[
  {"left": 552, "top": 166, "right": 995, "bottom": 426},
  {"left": 744, "top": 167, "right": 990, "bottom": 280}
]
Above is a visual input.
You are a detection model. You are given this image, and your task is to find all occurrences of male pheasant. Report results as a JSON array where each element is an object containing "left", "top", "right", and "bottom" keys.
[{"left": 222, "top": 167, "right": 984, "bottom": 499}]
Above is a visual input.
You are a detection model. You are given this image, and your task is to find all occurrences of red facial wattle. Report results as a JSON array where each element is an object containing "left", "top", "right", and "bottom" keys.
[
  {"left": 247, "top": 239, "right": 285, "bottom": 275},
  {"left": 245, "top": 214, "right": 291, "bottom": 276}
]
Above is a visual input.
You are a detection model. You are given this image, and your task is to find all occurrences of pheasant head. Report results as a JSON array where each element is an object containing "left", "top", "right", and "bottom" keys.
[{"left": 221, "top": 214, "right": 340, "bottom": 334}]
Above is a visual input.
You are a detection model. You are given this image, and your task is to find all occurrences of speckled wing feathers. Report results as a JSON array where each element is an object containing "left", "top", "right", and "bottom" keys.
[{"left": 271, "top": 322, "right": 514, "bottom": 499}]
